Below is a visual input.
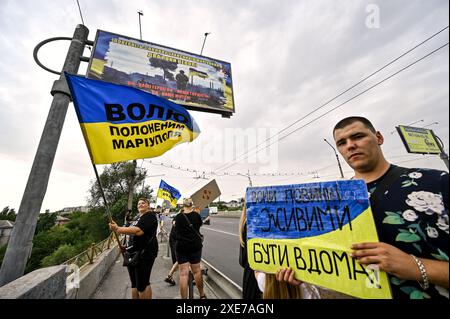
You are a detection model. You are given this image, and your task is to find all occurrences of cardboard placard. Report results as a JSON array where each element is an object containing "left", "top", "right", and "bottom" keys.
[{"left": 190, "top": 179, "right": 221, "bottom": 210}]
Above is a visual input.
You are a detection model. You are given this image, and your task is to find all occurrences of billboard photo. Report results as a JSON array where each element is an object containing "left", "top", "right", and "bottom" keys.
[
  {"left": 396, "top": 125, "right": 441, "bottom": 154},
  {"left": 87, "top": 30, "right": 235, "bottom": 116}
]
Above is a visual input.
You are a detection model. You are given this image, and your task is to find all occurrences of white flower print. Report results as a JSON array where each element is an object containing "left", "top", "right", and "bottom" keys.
[
  {"left": 406, "top": 191, "right": 444, "bottom": 215},
  {"left": 402, "top": 209, "right": 418, "bottom": 222},
  {"left": 426, "top": 226, "right": 439, "bottom": 238},
  {"left": 436, "top": 215, "right": 449, "bottom": 234},
  {"left": 435, "top": 285, "right": 449, "bottom": 298},
  {"left": 408, "top": 172, "right": 422, "bottom": 179}
]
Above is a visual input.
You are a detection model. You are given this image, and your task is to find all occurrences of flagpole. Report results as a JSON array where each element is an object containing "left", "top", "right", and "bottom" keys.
[{"left": 92, "top": 163, "right": 124, "bottom": 252}]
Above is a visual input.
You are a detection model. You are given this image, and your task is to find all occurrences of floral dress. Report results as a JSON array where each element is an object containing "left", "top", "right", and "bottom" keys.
[{"left": 367, "top": 165, "right": 449, "bottom": 299}]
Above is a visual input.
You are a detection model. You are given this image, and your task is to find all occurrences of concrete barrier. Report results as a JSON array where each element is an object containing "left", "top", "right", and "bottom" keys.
[
  {"left": 66, "top": 245, "right": 121, "bottom": 299},
  {"left": 201, "top": 259, "right": 242, "bottom": 299},
  {"left": 0, "top": 265, "right": 66, "bottom": 299}
]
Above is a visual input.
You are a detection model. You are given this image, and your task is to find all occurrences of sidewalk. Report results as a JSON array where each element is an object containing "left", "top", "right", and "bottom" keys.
[{"left": 91, "top": 241, "right": 216, "bottom": 299}]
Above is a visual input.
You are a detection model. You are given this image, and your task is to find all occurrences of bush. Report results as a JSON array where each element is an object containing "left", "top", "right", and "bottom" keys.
[{"left": 41, "top": 244, "right": 77, "bottom": 267}]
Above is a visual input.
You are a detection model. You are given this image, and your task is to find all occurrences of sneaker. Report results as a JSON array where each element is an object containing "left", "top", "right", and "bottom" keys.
[{"left": 164, "top": 275, "right": 176, "bottom": 286}]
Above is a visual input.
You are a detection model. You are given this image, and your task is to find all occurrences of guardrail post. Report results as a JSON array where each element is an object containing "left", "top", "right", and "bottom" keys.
[
  {"left": 88, "top": 243, "right": 96, "bottom": 264},
  {"left": 107, "top": 234, "right": 112, "bottom": 249}
]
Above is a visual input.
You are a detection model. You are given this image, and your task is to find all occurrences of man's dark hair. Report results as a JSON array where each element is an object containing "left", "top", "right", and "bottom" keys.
[{"left": 333, "top": 116, "right": 376, "bottom": 134}]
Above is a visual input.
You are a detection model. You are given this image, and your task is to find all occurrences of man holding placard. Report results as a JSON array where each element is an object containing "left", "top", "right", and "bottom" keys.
[
  {"left": 333, "top": 116, "right": 448, "bottom": 299},
  {"left": 262, "top": 117, "right": 448, "bottom": 299}
]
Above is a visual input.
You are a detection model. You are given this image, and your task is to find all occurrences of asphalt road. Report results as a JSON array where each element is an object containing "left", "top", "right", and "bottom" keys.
[{"left": 201, "top": 216, "right": 242, "bottom": 289}]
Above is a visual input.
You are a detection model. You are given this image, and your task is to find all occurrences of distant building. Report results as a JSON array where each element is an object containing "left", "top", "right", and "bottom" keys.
[
  {"left": 225, "top": 200, "right": 241, "bottom": 209},
  {"left": 57, "top": 206, "right": 89, "bottom": 216},
  {"left": 0, "top": 220, "right": 14, "bottom": 246},
  {"left": 55, "top": 216, "right": 70, "bottom": 226}
]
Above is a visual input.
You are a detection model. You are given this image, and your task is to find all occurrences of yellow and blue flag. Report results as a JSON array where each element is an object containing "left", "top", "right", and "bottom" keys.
[
  {"left": 157, "top": 180, "right": 181, "bottom": 207},
  {"left": 246, "top": 180, "right": 392, "bottom": 299},
  {"left": 189, "top": 67, "right": 209, "bottom": 79},
  {"left": 65, "top": 73, "right": 200, "bottom": 164}
]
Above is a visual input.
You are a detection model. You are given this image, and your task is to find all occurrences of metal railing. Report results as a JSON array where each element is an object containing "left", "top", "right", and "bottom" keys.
[
  {"left": 201, "top": 259, "right": 242, "bottom": 299},
  {"left": 62, "top": 232, "right": 118, "bottom": 269}
]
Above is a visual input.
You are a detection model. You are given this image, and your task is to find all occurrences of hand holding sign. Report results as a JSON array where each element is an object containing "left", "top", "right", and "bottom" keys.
[{"left": 246, "top": 180, "right": 392, "bottom": 299}]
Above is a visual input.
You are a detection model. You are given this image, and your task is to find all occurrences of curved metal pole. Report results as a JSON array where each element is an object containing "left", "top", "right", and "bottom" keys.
[{"left": 33, "top": 37, "right": 73, "bottom": 75}]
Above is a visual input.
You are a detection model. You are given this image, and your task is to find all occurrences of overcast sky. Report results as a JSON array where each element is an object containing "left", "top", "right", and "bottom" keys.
[{"left": 0, "top": 0, "right": 448, "bottom": 213}]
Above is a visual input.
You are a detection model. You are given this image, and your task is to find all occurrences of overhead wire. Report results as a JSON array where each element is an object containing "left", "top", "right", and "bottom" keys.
[
  {"left": 213, "top": 26, "right": 449, "bottom": 173},
  {"left": 215, "top": 42, "right": 449, "bottom": 173}
]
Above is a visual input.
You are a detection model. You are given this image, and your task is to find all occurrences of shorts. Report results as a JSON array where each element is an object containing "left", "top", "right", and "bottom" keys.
[
  {"left": 176, "top": 249, "right": 202, "bottom": 264},
  {"left": 127, "top": 257, "right": 156, "bottom": 292}
]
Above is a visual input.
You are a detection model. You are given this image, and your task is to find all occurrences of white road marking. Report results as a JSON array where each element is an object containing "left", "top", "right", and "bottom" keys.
[{"left": 202, "top": 227, "right": 239, "bottom": 237}]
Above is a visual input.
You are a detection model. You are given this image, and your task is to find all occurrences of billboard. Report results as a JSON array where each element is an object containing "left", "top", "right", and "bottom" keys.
[
  {"left": 87, "top": 30, "right": 235, "bottom": 117},
  {"left": 396, "top": 125, "right": 441, "bottom": 154}
]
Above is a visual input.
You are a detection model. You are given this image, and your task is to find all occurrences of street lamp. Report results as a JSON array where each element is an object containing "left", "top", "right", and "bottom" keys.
[
  {"left": 422, "top": 121, "right": 439, "bottom": 128},
  {"left": 138, "top": 11, "right": 144, "bottom": 40},
  {"left": 323, "top": 139, "right": 344, "bottom": 179},
  {"left": 200, "top": 32, "right": 211, "bottom": 56},
  {"left": 237, "top": 170, "right": 253, "bottom": 187}
]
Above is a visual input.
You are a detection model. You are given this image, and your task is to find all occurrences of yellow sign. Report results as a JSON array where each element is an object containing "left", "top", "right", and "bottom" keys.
[
  {"left": 246, "top": 181, "right": 392, "bottom": 299},
  {"left": 397, "top": 125, "right": 441, "bottom": 154}
]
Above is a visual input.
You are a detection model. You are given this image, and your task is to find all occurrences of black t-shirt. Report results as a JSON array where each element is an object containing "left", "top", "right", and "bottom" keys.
[
  {"left": 174, "top": 211, "right": 203, "bottom": 253},
  {"left": 169, "top": 222, "right": 177, "bottom": 241},
  {"left": 127, "top": 211, "right": 158, "bottom": 258}
]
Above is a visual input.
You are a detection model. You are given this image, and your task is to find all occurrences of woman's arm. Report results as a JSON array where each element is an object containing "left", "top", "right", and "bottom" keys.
[{"left": 109, "top": 221, "right": 144, "bottom": 236}]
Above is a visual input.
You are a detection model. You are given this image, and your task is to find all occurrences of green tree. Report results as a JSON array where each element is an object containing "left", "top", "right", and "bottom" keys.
[
  {"left": 35, "top": 212, "right": 57, "bottom": 234},
  {"left": 23, "top": 162, "right": 155, "bottom": 273},
  {"left": 25, "top": 226, "right": 80, "bottom": 273},
  {"left": 0, "top": 206, "right": 16, "bottom": 221},
  {"left": 41, "top": 244, "right": 77, "bottom": 267},
  {"left": 88, "top": 162, "right": 154, "bottom": 225},
  {"left": 65, "top": 209, "right": 109, "bottom": 243}
]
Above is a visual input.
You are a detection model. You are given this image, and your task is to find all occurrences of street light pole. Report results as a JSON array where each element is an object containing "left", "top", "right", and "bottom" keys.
[
  {"left": 238, "top": 170, "right": 253, "bottom": 187},
  {"left": 200, "top": 32, "right": 210, "bottom": 56},
  {"left": 0, "top": 25, "right": 90, "bottom": 286},
  {"left": 324, "top": 139, "right": 344, "bottom": 179},
  {"left": 422, "top": 122, "right": 439, "bottom": 128},
  {"left": 433, "top": 134, "right": 449, "bottom": 170},
  {"left": 138, "top": 11, "right": 143, "bottom": 40}
]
